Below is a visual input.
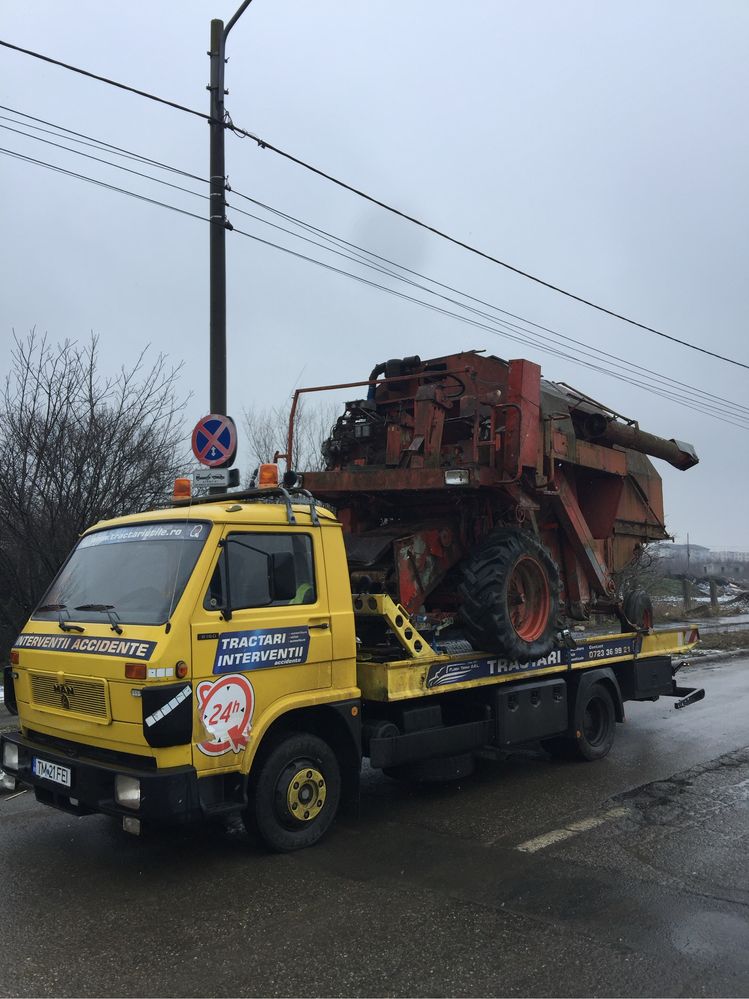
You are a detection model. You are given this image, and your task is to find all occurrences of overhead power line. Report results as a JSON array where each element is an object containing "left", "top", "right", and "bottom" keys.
[
  {"left": 0, "top": 104, "right": 205, "bottom": 182},
  {"left": 230, "top": 192, "right": 749, "bottom": 424},
  {"left": 2, "top": 40, "right": 747, "bottom": 372},
  {"left": 3, "top": 110, "right": 748, "bottom": 428},
  {"left": 3, "top": 141, "right": 747, "bottom": 432},
  {"left": 1, "top": 113, "right": 747, "bottom": 424},
  {"left": 0, "top": 147, "right": 206, "bottom": 224},
  {"left": 0, "top": 40, "right": 209, "bottom": 121},
  {"left": 227, "top": 118, "right": 749, "bottom": 373},
  {"left": 238, "top": 225, "right": 749, "bottom": 429},
  {"left": 3, "top": 112, "right": 741, "bottom": 422},
  {"left": 227, "top": 202, "right": 749, "bottom": 425},
  {"left": 14, "top": 106, "right": 743, "bottom": 424},
  {"left": 0, "top": 120, "right": 205, "bottom": 201}
]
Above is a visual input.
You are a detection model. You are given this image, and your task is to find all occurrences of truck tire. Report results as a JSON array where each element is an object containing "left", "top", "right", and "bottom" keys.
[
  {"left": 458, "top": 529, "right": 560, "bottom": 662},
  {"left": 245, "top": 733, "right": 341, "bottom": 852},
  {"left": 623, "top": 589, "right": 654, "bottom": 631},
  {"left": 543, "top": 682, "right": 616, "bottom": 761}
]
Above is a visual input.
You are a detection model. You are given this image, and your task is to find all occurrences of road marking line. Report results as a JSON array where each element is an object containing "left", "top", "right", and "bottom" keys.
[
  {"left": 1, "top": 788, "right": 29, "bottom": 803},
  {"left": 516, "top": 828, "right": 576, "bottom": 852},
  {"left": 516, "top": 806, "right": 629, "bottom": 853}
]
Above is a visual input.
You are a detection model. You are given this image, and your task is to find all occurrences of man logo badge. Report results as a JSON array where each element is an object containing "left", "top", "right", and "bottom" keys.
[{"left": 53, "top": 681, "right": 74, "bottom": 709}]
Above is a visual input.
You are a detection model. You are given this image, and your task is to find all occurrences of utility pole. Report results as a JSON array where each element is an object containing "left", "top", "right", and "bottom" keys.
[{"left": 208, "top": 1, "right": 254, "bottom": 416}]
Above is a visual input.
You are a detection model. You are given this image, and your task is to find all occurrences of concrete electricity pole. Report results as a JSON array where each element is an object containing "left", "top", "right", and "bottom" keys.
[{"left": 208, "top": 1, "right": 254, "bottom": 415}]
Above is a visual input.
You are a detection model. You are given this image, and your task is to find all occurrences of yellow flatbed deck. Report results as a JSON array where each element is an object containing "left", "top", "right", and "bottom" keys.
[{"left": 357, "top": 626, "right": 700, "bottom": 702}]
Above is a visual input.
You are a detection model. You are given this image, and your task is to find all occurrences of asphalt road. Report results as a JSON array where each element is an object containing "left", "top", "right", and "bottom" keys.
[{"left": 1, "top": 658, "right": 747, "bottom": 998}]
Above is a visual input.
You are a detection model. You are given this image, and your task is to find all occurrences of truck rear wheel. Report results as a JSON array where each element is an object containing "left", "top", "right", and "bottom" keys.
[
  {"left": 458, "top": 529, "right": 559, "bottom": 662},
  {"left": 543, "top": 682, "right": 616, "bottom": 761},
  {"left": 245, "top": 733, "right": 341, "bottom": 852}
]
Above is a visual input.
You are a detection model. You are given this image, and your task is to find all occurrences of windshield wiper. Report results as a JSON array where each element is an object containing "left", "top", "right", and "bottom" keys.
[
  {"left": 37, "top": 603, "right": 85, "bottom": 634},
  {"left": 74, "top": 604, "right": 124, "bottom": 635}
]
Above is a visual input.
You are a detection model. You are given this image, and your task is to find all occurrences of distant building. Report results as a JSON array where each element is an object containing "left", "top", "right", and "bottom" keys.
[
  {"left": 655, "top": 543, "right": 749, "bottom": 579},
  {"left": 701, "top": 552, "right": 749, "bottom": 579}
]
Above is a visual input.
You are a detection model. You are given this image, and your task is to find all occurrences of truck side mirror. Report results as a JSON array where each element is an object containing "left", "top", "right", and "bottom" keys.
[{"left": 270, "top": 552, "right": 297, "bottom": 602}]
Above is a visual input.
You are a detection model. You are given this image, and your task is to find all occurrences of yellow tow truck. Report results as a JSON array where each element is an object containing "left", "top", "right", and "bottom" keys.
[{"left": 1, "top": 474, "right": 703, "bottom": 851}]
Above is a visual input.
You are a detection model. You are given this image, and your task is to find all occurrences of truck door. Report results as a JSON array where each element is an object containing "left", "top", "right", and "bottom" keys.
[{"left": 190, "top": 527, "right": 333, "bottom": 771}]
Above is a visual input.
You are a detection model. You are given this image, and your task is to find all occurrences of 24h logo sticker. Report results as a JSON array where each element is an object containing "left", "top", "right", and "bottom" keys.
[{"left": 196, "top": 673, "right": 254, "bottom": 756}]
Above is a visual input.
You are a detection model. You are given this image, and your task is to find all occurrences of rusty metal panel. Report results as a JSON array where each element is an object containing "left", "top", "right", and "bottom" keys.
[
  {"left": 504, "top": 359, "right": 541, "bottom": 473},
  {"left": 572, "top": 440, "right": 628, "bottom": 474},
  {"left": 552, "top": 429, "right": 570, "bottom": 458},
  {"left": 395, "top": 527, "right": 464, "bottom": 613},
  {"left": 385, "top": 423, "right": 402, "bottom": 465},
  {"left": 345, "top": 532, "right": 401, "bottom": 566},
  {"left": 575, "top": 473, "right": 625, "bottom": 539},
  {"left": 551, "top": 475, "right": 614, "bottom": 595}
]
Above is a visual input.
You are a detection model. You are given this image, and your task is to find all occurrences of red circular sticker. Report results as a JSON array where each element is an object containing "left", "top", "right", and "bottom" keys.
[{"left": 197, "top": 674, "right": 254, "bottom": 756}]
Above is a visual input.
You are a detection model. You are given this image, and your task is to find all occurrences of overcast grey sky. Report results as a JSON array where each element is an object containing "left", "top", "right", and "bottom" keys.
[{"left": 2, "top": 1, "right": 748, "bottom": 548}]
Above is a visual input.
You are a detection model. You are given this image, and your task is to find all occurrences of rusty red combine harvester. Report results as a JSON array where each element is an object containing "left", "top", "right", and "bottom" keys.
[{"left": 287, "top": 351, "right": 698, "bottom": 662}]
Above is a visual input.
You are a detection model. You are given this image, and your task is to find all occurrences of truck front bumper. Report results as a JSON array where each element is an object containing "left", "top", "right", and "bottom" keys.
[{"left": 1, "top": 730, "right": 210, "bottom": 824}]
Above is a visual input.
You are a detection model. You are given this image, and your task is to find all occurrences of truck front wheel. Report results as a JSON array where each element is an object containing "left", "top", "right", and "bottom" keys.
[{"left": 245, "top": 733, "right": 341, "bottom": 852}]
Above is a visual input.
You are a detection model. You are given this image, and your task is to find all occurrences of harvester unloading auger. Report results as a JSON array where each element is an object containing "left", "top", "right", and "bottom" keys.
[{"left": 288, "top": 351, "right": 698, "bottom": 662}]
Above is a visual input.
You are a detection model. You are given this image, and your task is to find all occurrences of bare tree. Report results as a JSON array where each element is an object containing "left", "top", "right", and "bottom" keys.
[
  {"left": 613, "top": 541, "right": 664, "bottom": 598},
  {"left": 243, "top": 398, "right": 337, "bottom": 481},
  {"left": 0, "top": 331, "right": 188, "bottom": 659}
]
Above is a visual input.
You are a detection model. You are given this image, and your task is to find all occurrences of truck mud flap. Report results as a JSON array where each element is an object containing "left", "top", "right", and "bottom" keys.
[{"left": 369, "top": 719, "right": 492, "bottom": 769}]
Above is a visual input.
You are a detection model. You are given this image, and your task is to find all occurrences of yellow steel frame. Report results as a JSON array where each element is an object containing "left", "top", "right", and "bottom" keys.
[{"left": 353, "top": 593, "right": 433, "bottom": 659}]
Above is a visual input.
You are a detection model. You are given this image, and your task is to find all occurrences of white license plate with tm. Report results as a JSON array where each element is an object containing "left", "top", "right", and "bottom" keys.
[{"left": 32, "top": 758, "right": 72, "bottom": 787}]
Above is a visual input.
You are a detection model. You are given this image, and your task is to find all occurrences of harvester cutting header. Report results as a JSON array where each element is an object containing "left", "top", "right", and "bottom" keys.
[{"left": 289, "top": 350, "right": 698, "bottom": 662}]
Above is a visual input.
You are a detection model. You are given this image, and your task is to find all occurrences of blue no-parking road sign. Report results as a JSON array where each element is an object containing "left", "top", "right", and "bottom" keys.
[{"left": 192, "top": 414, "right": 237, "bottom": 468}]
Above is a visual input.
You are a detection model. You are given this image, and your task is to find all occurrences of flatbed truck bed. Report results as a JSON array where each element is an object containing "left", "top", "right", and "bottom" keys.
[{"left": 357, "top": 618, "right": 701, "bottom": 702}]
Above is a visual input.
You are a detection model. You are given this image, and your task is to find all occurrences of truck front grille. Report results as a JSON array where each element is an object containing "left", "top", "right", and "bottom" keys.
[{"left": 30, "top": 672, "right": 110, "bottom": 723}]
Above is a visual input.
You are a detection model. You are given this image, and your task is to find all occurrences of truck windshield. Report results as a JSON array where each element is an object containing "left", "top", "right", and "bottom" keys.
[{"left": 33, "top": 521, "right": 210, "bottom": 627}]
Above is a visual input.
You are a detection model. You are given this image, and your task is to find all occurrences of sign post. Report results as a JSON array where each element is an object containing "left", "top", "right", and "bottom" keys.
[{"left": 208, "top": 2, "right": 254, "bottom": 417}]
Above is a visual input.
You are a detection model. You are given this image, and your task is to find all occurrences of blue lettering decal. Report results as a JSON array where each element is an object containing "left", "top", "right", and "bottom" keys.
[
  {"left": 13, "top": 633, "right": 156, "bottom": 660},
  {"left": 213, "top": 626, "right": 311, "bottom": 674}
]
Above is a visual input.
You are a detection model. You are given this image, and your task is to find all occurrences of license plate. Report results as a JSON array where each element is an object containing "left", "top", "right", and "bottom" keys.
[{"left": 32, "top": 757, "right": 72, "bottom": 787}]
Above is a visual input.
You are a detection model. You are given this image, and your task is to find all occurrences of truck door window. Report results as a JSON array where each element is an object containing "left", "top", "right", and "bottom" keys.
[{"left": 204, "top": 533, "right": 316, "bottom": 612}]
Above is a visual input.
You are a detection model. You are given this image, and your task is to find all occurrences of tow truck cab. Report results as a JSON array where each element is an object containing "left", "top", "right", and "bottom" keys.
[{"left": 2, "top": 499, "right": 361, "bottom": 842}]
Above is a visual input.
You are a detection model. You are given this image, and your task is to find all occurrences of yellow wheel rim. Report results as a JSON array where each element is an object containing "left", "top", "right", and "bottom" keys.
[{"left": 286, "top": 767, "right": 326, "bottom": 822}]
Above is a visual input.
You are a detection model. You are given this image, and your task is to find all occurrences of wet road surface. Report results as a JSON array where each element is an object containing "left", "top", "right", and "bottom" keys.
[{"left": 1, "top": 658, "right": 747, "bottom": 997}]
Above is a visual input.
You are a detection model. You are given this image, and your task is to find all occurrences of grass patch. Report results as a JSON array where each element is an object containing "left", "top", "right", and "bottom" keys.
[
  {"left": 697, "top": 630, "right": 749, "bottom": 652},
  {"left": 649, "top": 578, "right": 685, "bottom": 598}
]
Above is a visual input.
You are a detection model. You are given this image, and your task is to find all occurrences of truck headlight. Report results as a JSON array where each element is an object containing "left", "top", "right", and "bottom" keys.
[
  {"left": 2, "top": 741, "right": 18, "bottom": 772},
  {"left": 114, "top": 774, "right": 141, "bottom": 810}
]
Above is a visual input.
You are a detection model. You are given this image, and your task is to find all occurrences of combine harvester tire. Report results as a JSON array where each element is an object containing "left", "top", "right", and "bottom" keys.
[{"left": 459, "top": 528, "right": 560, "bottom": 662}]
